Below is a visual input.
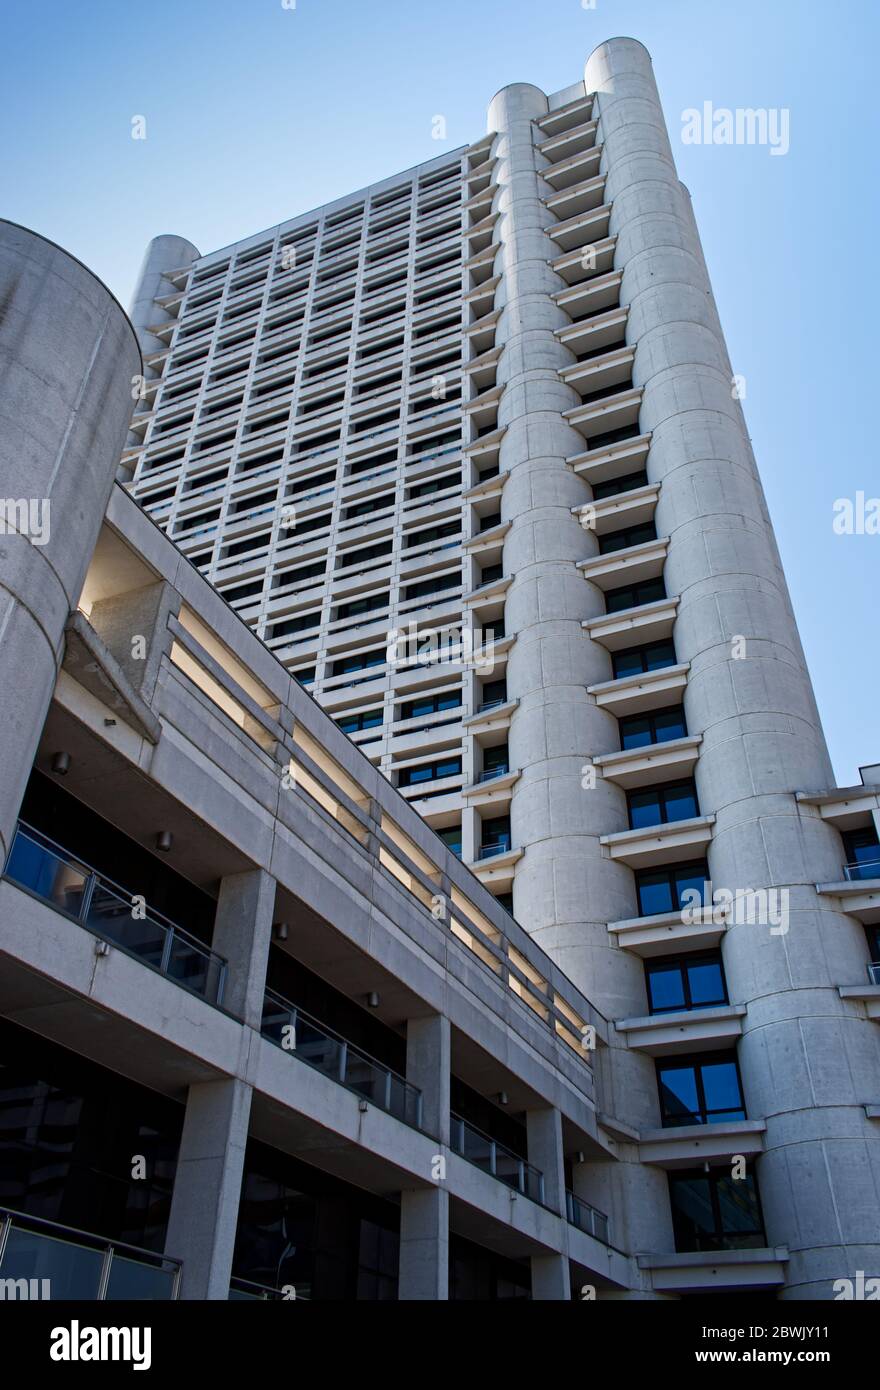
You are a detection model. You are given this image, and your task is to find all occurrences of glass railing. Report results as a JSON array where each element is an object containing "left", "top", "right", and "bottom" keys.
[
  {"left": 0, "top": 1208, "right": 180, "bottom": 1300},
  {"left": 4, "top": 823, "right": 226, "bottom": 1005},
  {"left": 843, "top": 858, "right": 880, "bottom": 882},
  {"left": 262, "top": 988, "right": 422, "bottom": 1129},
  {"left": 229, "top": 1275, "right": 309, "bottom": 1301},
  {"left": 869, "top": 962, "right": 880, "bottom": 985},
  {"left": 450, "top": 1115, "right": 544, "bottom": 1203},
  {"left": 565, "top": 1191, "right": 610, "bottom": 1246},
  {"left": 477, "top": 840, "right": 511, "bottom": 860},
  {"left": 478, "top": 765, "right": 510, "bottom": 783}
]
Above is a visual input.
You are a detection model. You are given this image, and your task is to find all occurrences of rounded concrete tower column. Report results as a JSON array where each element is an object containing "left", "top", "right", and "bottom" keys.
[
  {"left": 486, "top": 83, "right": 673, "bottom": 1264},
  {"left": 585, "top": 37, "right": 880, "bottom": 1298},
  {"left": 126, "top": 234, "right": 200, "bottom": 455},
  {"left": 0, "top": 222, "right": 142, "bottom": 862},
  {"left": 129, "top": 233, "right": 200, "bottom": 357}
]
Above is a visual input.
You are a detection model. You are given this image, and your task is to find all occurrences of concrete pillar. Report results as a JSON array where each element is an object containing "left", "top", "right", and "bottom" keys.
[
  {"left": 585, "top": 36, "right": 880, "bottom": 1297},
  {"left": 526, "top": 1106, "right": 566, "bottom": 1213},
  {"left": 399, "top": 1189, "right": 449, "bottom": 1301},
  {"left": 531, "top": 1252, "right": 571, "bottom": 1301},
  {"left": 0, "top": 222, "right": 141, "bottom": 866},
  {"left": 164, "top": 1077, "right": 252, "bottom": 1300},
  {"left": 399, "top": 1013, "right": 450, "bottom": 1299},
  {"left": 486, "top": 80, "right": 672, "bottom": 1258},
  {"left": 129, "top": 233, "right": 200, "bottom": 358},
  {"left": 527, "top": 1106, "right": 570, "bottom": 1300},
  {"left": 210, "top": 868, "right": 277, "bottom": 1026},
  {"left": 406, "top": 1012, "right": 450, "bottom": 1143}
]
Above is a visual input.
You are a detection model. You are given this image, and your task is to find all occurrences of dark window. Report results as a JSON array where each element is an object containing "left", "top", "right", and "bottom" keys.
[
  {"left": 482, "top": 745, "right": 509, "bottom": 778},
  {"left": 636, "top": 861, "right": 710, "bottom": 917},
  {"left": 401, "top": 692, "right": 462, "bottom": 720},
  {"left": 399, "top": 757, "right": 462, "bottom": 787},
  {"left": 404, "top": 573, "right": 461, "bottom": 602},
  {"left": 338, "top": 540, "right": 393, "bottom": 568},
  {"left": 273, "top": 561, "right": 326, "bottom": 589},
  {"left": 345, "top": 494, "right": 393, "bottom": 519},
  {"left": 842, "top": 828, "right": 880, "bottom": 881},
  {"left": 337, "top": 709, "right": 383, "bottom": 734},
  {"left": 669, "top": 1168, "right": 766, "bottom": 1253},
  {"left": 331, "top": 649, "right": 385, "bottom": 676},
  {"left": 657, "top": 1053, "right": 746, "bottom": 1127},
  {"left": 494, "top": 892, "right": 514, "bottom": 915},
  {"left": 409, "top": 473, "right": 457, "bottom": 499},
  {"left": 225, "top": 533, "right": 269, "bottom": 559},
  {"left": 0, "top": 1019, "right": 182, "bottom": 1254},
  {"left": 287, "top": 512, "right": 330, "bottom": 537},
  {"left": 605, "top": 577, "right": 666, "bottom": 614},
  {"left": 627, "top": 780, "right": 699, "bottom": 830},
  {"left": 336, "top": 593, "right": 388, "bottom": 620},
  {"left": 480, "top": 563, "right": 504, "bottom": 586},
  {"left": 591, "top": 470, "right": 649, "bottom": 501},
  {"left": 479, "top": 679, "right": 508, "bottom": 709},
  {"left": 267, "top": 612, "right": 320, "bottom": 641},
  {"left": 598, "top": 522, "right": 657, "bottom": 555},
  {"left": 619, "top": 706, "right": 687, "bottom": 750},
  {"left": 612, "top": 640, "right": 677, "bottom": 680},
  {"left": 405, "top": 521, "right": 460, "bottom": 548},
  {"left": 481, "top": 816, "right": 511, "bottom": 853},
  {"left": 219, "top": 579, "right": 264, "bottom": 605},
  {"left": 646, "top": 953, "right": 727, "bottom": 1015},
  {"left": 438, "top": 826, "right": 462, "bottom": 858},
  {"left": 294, "top": 668, "right": 315, "bottom": 686}
]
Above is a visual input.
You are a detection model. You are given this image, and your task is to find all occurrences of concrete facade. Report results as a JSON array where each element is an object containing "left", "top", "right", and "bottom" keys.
[{"left": 0, "top": 42, "right": 878, "bottom": 1302}]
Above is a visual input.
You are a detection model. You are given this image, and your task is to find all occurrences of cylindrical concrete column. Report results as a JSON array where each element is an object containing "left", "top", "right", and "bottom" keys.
[
  {"left": 0, "top": 221, "right": 141, "bottom": 865},
  {"left": 126, "top": 234, "right": 200, "bottom": 457},
  {"left": 129, "top": 233, "right": 200, "bottom": 358},
  {"left": 486, "top": 84, "right": 673, "bottom": 1262},
  {"left": 586, "top": 37, "right": 880, "bottom": 1298}
]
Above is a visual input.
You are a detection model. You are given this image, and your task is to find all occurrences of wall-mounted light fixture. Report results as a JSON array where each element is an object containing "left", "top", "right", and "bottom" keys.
[
  {"left": 155, "top": 831, "right": 174, "bottom": 853},
  {"left": 51, "top": 751, "right": 71, "bottom": 776}
]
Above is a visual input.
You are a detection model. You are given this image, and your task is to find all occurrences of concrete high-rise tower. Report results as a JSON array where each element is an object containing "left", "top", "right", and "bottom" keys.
[{"left": 0, "top": 41, "right": 877, "bottom": 1302}]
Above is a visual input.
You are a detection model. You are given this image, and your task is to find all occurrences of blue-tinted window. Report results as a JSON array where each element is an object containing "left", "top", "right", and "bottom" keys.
[
  {"left": 612, "top": 640, "right": 676, "bottom": 680},
  {"left": 636, "top": 862, "right": 710, "bottom": 917},
  {"left": 646, "top": 953, "right": 727, "bottom": 1015},
  {"left": 657, "top": 1054, "right": 746, "bottom": 1127},
  {"left": 628, "top": 781, "right": 699, "bottom": 830},
  {"left": 399, "top": 758, "right": 462, "bottom": 788},
  {"left": 619, "top": 707, "right": 687, "bottom": 750}
]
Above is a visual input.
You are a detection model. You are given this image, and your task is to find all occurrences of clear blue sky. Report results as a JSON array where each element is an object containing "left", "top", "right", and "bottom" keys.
[{"left": 3, "top": 0, "right": 878, "bottom": 785}]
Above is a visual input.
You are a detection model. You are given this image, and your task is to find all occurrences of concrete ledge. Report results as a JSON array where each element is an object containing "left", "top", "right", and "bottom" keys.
[
  {"left": 638, "top": 1247, "right": 789, "bottom": 1293},
  {"left": 608, "top": 906, "right": 727, "bottom": 958},
  {"left": 615, "top": 1004, "right": 746, "bottom": 1056},
  {"left": 639, "top": 1119, "right": 766, "bottom": 1169}
]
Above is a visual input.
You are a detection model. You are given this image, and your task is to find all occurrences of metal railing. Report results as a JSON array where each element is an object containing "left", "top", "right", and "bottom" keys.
[
  {"left": 450, "top": 1114, "right": 544, "bottom": 1204},
  {"left": 4, "top": 823, "right": 226, "bottom": 1006},
  {"left": 565, "top": 1191, "right": 610, "bottom": 1246},
  {"left": 478, "top": 765, "right": 510, "bottom": 783},
  {"left": 0, "top": 1207, "right": 180, "bottom": 1301},
  {"left": 229, "top": 1275, "right": 309, "bottom": 1301},
  {"left": 477, "top": 698, "right": 507, "bottom": 714},
  {"left": 477, "top": 840, "right": 511, "bottom": 860},
  {"left": 868, "top": 962, "right": 880, "bottom": 986},
  {"left": 843, "top": 858, "right": 880, "bottom": 882},
  {"left": 262, "top": 988, "right": 422, "bottom": 1129}
]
